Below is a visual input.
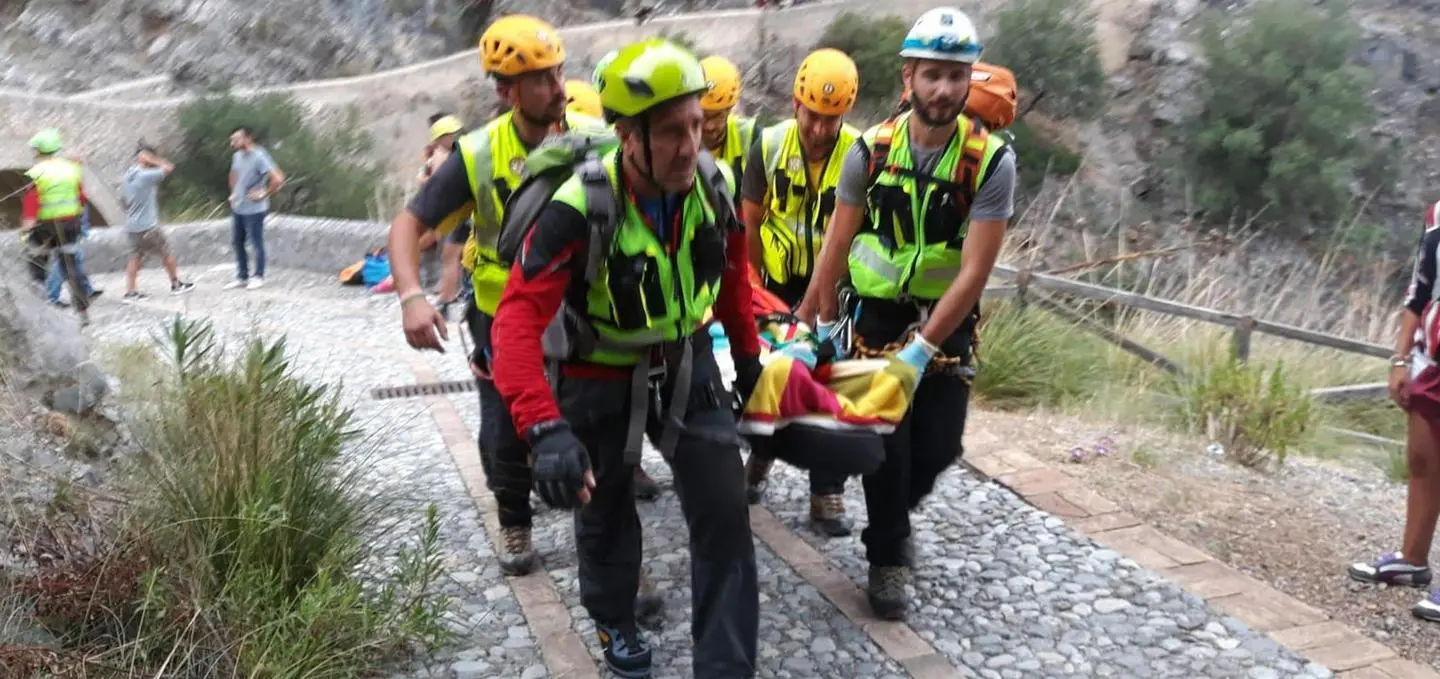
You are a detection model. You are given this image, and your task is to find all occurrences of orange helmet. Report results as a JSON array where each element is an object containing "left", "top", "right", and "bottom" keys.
[
  {"left": 794, "top": 48, "right": 858, "bottom": 116},
  {"left": 479, "top": 15, "right": 565, "bottom": 77},
  {"left": 700, "top": 56, "right": 742, "bottom": 112}
]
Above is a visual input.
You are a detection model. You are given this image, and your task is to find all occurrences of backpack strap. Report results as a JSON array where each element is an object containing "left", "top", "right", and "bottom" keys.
[
  {"left": 696, "top": 150, "right": 739, "bottom": 233},
  {"left": 952, "top": 117, "right": 991, "bottom": 218},
  {"left": 578, "top": 152, "right": 616, "bottom": 283},
  {"left": 865, "top": 117, "right": 900, "bottom": 187}
]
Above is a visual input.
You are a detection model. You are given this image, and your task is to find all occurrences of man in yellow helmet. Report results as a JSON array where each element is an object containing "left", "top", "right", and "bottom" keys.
[
  {"left": 739, "top": 48, "right": 861, "bottom": 539},
  {"left": 417, "top": 112, "right": 467, "bottom": 300},
  {"left": 800, "top": 7, "right": 1016, "bottom": 621},
  {"left": 20, "top": 128, "right": 92, "bottom": 324},
  {"left": 564, "top": 79, "right": 603, "bottom": 118},
  {"left": 490, "top": 38, "right": 763, "bottom": 678},
  {"left": 388, "top": 14, "right": 606, "bottom": 578},
  {"left": 698, "top": 55, "right": 756, "bottom": 190}
]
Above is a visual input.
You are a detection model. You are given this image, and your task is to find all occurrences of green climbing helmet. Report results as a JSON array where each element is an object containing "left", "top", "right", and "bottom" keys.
[
  {"left": 596, "top": 39, "right": 708, "bottom": 119},
  {"left": 28, "top": 128, "right": 63, "bottom": 154},
  {"left": 593, "top": 48, "right": 619, "bottom": 90}
]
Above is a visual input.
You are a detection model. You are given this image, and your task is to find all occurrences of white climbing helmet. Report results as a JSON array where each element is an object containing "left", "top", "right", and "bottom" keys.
[{"left": 899, "top": 7, "right": 983, "bottom": 64}]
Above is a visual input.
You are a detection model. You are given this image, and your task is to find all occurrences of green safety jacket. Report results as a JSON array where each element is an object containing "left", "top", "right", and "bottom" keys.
[
  {"left": 756, "top": 118, "right": 859, "bottom": 285},
  {"left": 848, "top": 112, "right": 1006, "bottom": 301},
  {"left": 26, "top": 158, "right": 83, "bottom": 221}
]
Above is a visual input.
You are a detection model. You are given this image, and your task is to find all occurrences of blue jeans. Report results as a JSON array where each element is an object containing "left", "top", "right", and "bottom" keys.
[
  {"left": 232, "top": 212, "right": 266, "bottom": 280},
  {"left": 47, "top": 248, "right": 95, "bottom": 303}
]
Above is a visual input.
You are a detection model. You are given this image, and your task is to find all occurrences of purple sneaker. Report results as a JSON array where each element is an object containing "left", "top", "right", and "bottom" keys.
[
  {"left": 1415, "top": 591, "right": 1440, "bottom": 622},
  {"left": 1349, "top": 552, "right": 1432, "bottom": 587}
]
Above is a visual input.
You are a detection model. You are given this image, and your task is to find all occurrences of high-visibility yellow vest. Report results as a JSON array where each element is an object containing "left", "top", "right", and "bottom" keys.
[
  {"left": 458, "top": 110, "right": 607, "bottom": 315},
  {"left": 757, "top": 118, "right": 858, "bottom": 285},
  {"left": 26, "top": 158, "right": 83, "bottom": 221},
  {"left": 848, "top": 113, "right": 1007, "bottom": 301}
]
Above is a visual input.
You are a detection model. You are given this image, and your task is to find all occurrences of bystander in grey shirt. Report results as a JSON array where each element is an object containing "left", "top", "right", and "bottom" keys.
[
  {"left": 230, "top": 146, "right": 277, "bottom": 216},
  {"left": 122, "top": 166, "right": 167, "bottom": 233}
]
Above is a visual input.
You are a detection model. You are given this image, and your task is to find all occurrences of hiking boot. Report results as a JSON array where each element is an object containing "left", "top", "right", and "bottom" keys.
[
  {"left": 171, "top": 281, "right": 196, "bottom": 295},
  {"left": 810, "top": 493, "right": 852, "bottom": 537},
  {"left": 744, "top": 454, "right": 773, "bottom": 505},
  {"left": 497, "top": 525, "right": 538, "bottom": 576},
  {"left": 122, "top": 291, "right": 146, "bottom": 304},
  {"left": 1415, "top": 591, "right": 1440, "bottom": 622},
  {"left": 634, "top": 465, "right": 661, "bottom": 502},
  {"left": 867, "top": 565, "right": 910, "bottom": 621},
  {"left": 595, "top": 621, "right": 652, "bottom": 678},
  {"left": 1349, "top": 552, "right": 1432, "bottom": 587},
  {"left": 636, "top": 571, "right": 664, "bottom": 626}
]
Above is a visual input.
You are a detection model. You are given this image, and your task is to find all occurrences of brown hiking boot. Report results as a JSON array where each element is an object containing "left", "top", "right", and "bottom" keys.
[
  {"left": 810, "top": 493, "right": 852, "bottom": 537},
  {"left": 744, "top": 454, "right": 774, "bottom": 505},
  {"left": 867, "top": 565, "right": 910, "bottom": 621},
  {"left": 636, "top": 570, "right": 664, "bottom": 626},
  {"left": 498, "top": 525, "right": 538, "bottom": 576},
  {"left": 634, "top": 465, "right": 661, "bottom": 502}
]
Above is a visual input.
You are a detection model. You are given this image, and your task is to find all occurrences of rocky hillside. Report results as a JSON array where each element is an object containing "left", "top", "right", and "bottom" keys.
[{"left": 0, "top": 0, "right": 630, "bottom": 93}]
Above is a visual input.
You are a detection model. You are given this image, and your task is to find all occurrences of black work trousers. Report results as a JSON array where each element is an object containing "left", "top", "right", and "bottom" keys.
[
  {"left": 763, "top": 276, "right": 846, "bottom": 497},
  {"left": 559, "top": 331, "right": 758, "bottom": 678},
  {"left": 855, "top": 297, "right": 975, "bottom": 568},
  {"left": 470, "top": 307, "right": 533, "bottom": 529}
]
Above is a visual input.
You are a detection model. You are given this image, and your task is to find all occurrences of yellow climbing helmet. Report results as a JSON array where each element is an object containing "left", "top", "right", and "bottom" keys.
[
  {"left": 564, "top": 80, "right": 603, "bottom": 118},
  {"left": 793, "top": 48, "right": 859, "bottom": 116},
  {"left": 699, "top": 55, "right": 742, "bottom": 112},
  {"left": 478, "top": 15, "right": 565, "bottom": 77},
  {"left": 597, "top": 39, "right": 708, "bottom": 119},
  {"left": 429, "top": 115, "right": 463, "bottom": 142}
]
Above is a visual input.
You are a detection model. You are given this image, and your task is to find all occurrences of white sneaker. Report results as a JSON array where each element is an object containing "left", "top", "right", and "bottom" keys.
[
  {"left": 246, "top": 277, "right": 265, "bottom": 290},
  {"left": 224, "top": 279, "right": 247, "bottom": 290}
]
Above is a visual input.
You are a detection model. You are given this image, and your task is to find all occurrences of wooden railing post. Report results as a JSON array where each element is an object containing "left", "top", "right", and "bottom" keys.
[
  {"left": 1232, "top": 316, "right": 1254, "bottom": 363},
  {"left": 1015, "top": 269, "right": 1031, "bottom": 311}
]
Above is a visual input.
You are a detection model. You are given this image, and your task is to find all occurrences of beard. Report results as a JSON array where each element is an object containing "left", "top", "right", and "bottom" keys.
[
  {"left": 518, "top": 96, "right": 566, "bottom": 128},
  {"left": 910, "top": 89, "right": 966, "bottom": 127}
]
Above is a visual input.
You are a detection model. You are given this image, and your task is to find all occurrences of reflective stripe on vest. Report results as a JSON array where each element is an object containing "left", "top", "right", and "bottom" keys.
[
  {"left": 847, "top": 113, "right": 1005, "bottom": 301},
  {"left": 758, "top": 118, "right": 857, "bottom": 285},
  {"left": 26, "top": 159, "right": 83, "bottom": 221},
  {"left": 551, "top": 147, "right": 734, "bottom": 367},
  {"left": 459, "top": 110, "right": 605, "bottom": 315}
]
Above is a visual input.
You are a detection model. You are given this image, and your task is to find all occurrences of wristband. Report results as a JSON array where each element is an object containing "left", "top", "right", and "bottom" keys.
[
  {"left": 399, "top": 291, "right": 427, "bottom": 307},
  {"left": 911, "top": 334, "right": 940, "bottom": 360}
]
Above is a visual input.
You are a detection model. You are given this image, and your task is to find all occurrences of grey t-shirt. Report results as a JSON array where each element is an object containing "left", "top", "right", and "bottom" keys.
[
  {"left": 230, "top": 146, "right": 277, "bottom": 215},
  {"left": 122, "top": 165, "right": 167, "bottom": 232},
  {"left": 834, "top": 136, "right": 1017, "bottom": 222}
]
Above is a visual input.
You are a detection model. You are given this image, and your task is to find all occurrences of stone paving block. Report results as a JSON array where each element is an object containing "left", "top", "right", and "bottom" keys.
[
  {"left": 992, "top": 447, "right": 1047, "bottom": 473},
  {"left": 1163, "top": 560, "right": 1257, "bottom": 600},
  {"left": 1301, "top": 635, "right": 1396, "bottom": 672},
  {"left": 1027, "top": 491, "right": 1090, "bottom": 518},
  {"left": 1056, "top": 485, "right": 1120, "bottom": 515},
  {"left": 1068, "top": 510, "right": 1144, "bottom": 535},
  {"left": 863, "top": 620, "right": 934, "bottom": 661},
  {"left": 902, "top": 652, "right": 973, "bottom": 678},
  {"left": 995, "top": 466, "right": 1078, "bottom": 497},
  {"left": 964, "top": 450, "right": 1015, "bottom": 478},
  {"left": 1093, "top": 524, "right": 1212, "bottom": 569},
  {"left": 1269, "top": 621, "right": 1355, "bottom": 651},
  {"left": 1373, "top": 658, "right": 1440, "bottom": 679},
  {"left": 1342, "top": 668, "right": 1402, "bottom": 679},
  {"left": 1209, "top": 587, "right": 1329, "bottom": 633}
]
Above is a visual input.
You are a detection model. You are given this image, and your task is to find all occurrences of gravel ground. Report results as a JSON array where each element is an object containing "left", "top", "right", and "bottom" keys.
[{"left": 74, "top": 267, "right": 1345, "bottom": 678}]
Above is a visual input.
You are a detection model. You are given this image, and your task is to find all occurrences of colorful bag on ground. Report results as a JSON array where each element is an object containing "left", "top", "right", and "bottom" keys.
[{"left": 361, "top": 249, "right": 391, "bottom": 287}]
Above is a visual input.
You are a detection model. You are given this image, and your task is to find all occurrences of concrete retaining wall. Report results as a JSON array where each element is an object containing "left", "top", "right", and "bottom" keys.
[{"left": 79, "top": 216, "right": 390, "bottom": 276}]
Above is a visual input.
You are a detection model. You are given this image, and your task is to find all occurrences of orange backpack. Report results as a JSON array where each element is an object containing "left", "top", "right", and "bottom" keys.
[{"left": 965, "top": 62, "right": 1018, "bottom": 131}]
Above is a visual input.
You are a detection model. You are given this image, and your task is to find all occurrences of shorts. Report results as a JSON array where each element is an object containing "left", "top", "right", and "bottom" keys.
[{"left": 128, "top": 228, "right": 171, "bottom": 260}]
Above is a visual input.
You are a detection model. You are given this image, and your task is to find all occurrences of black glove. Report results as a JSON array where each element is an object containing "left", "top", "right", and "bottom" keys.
[
  {"left": 526, "top": 420, "right": 591, "bottom": 510},
  {"left": 733, "top": 354, "right": 763, "bottom": 408}
]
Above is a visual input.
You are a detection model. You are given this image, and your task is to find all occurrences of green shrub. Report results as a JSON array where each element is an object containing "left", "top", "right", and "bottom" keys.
[
  {"left": 170, "top": 94, "right": 382, "bottom": 220},
  {"left": 814, "top": 13, "right": 910, "bottom": 113},
  {"left": 986, "top": 0, "right": 1106, "bottom": 119},
  {"left": 1170, "top": 351, "right": 1313, "bottom": 468},
  {"left": 1008, "top": 120, "right": 1082, "bottom": 188},
  {"left": 1184, "top": 0, "right": 1371, "bottom": 232},
  {"left": 972, "top": 301, "right": 1111, "bottom": 408},
  {"left": 91, "top": 317, "right": 449, "bottom": 676}
]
